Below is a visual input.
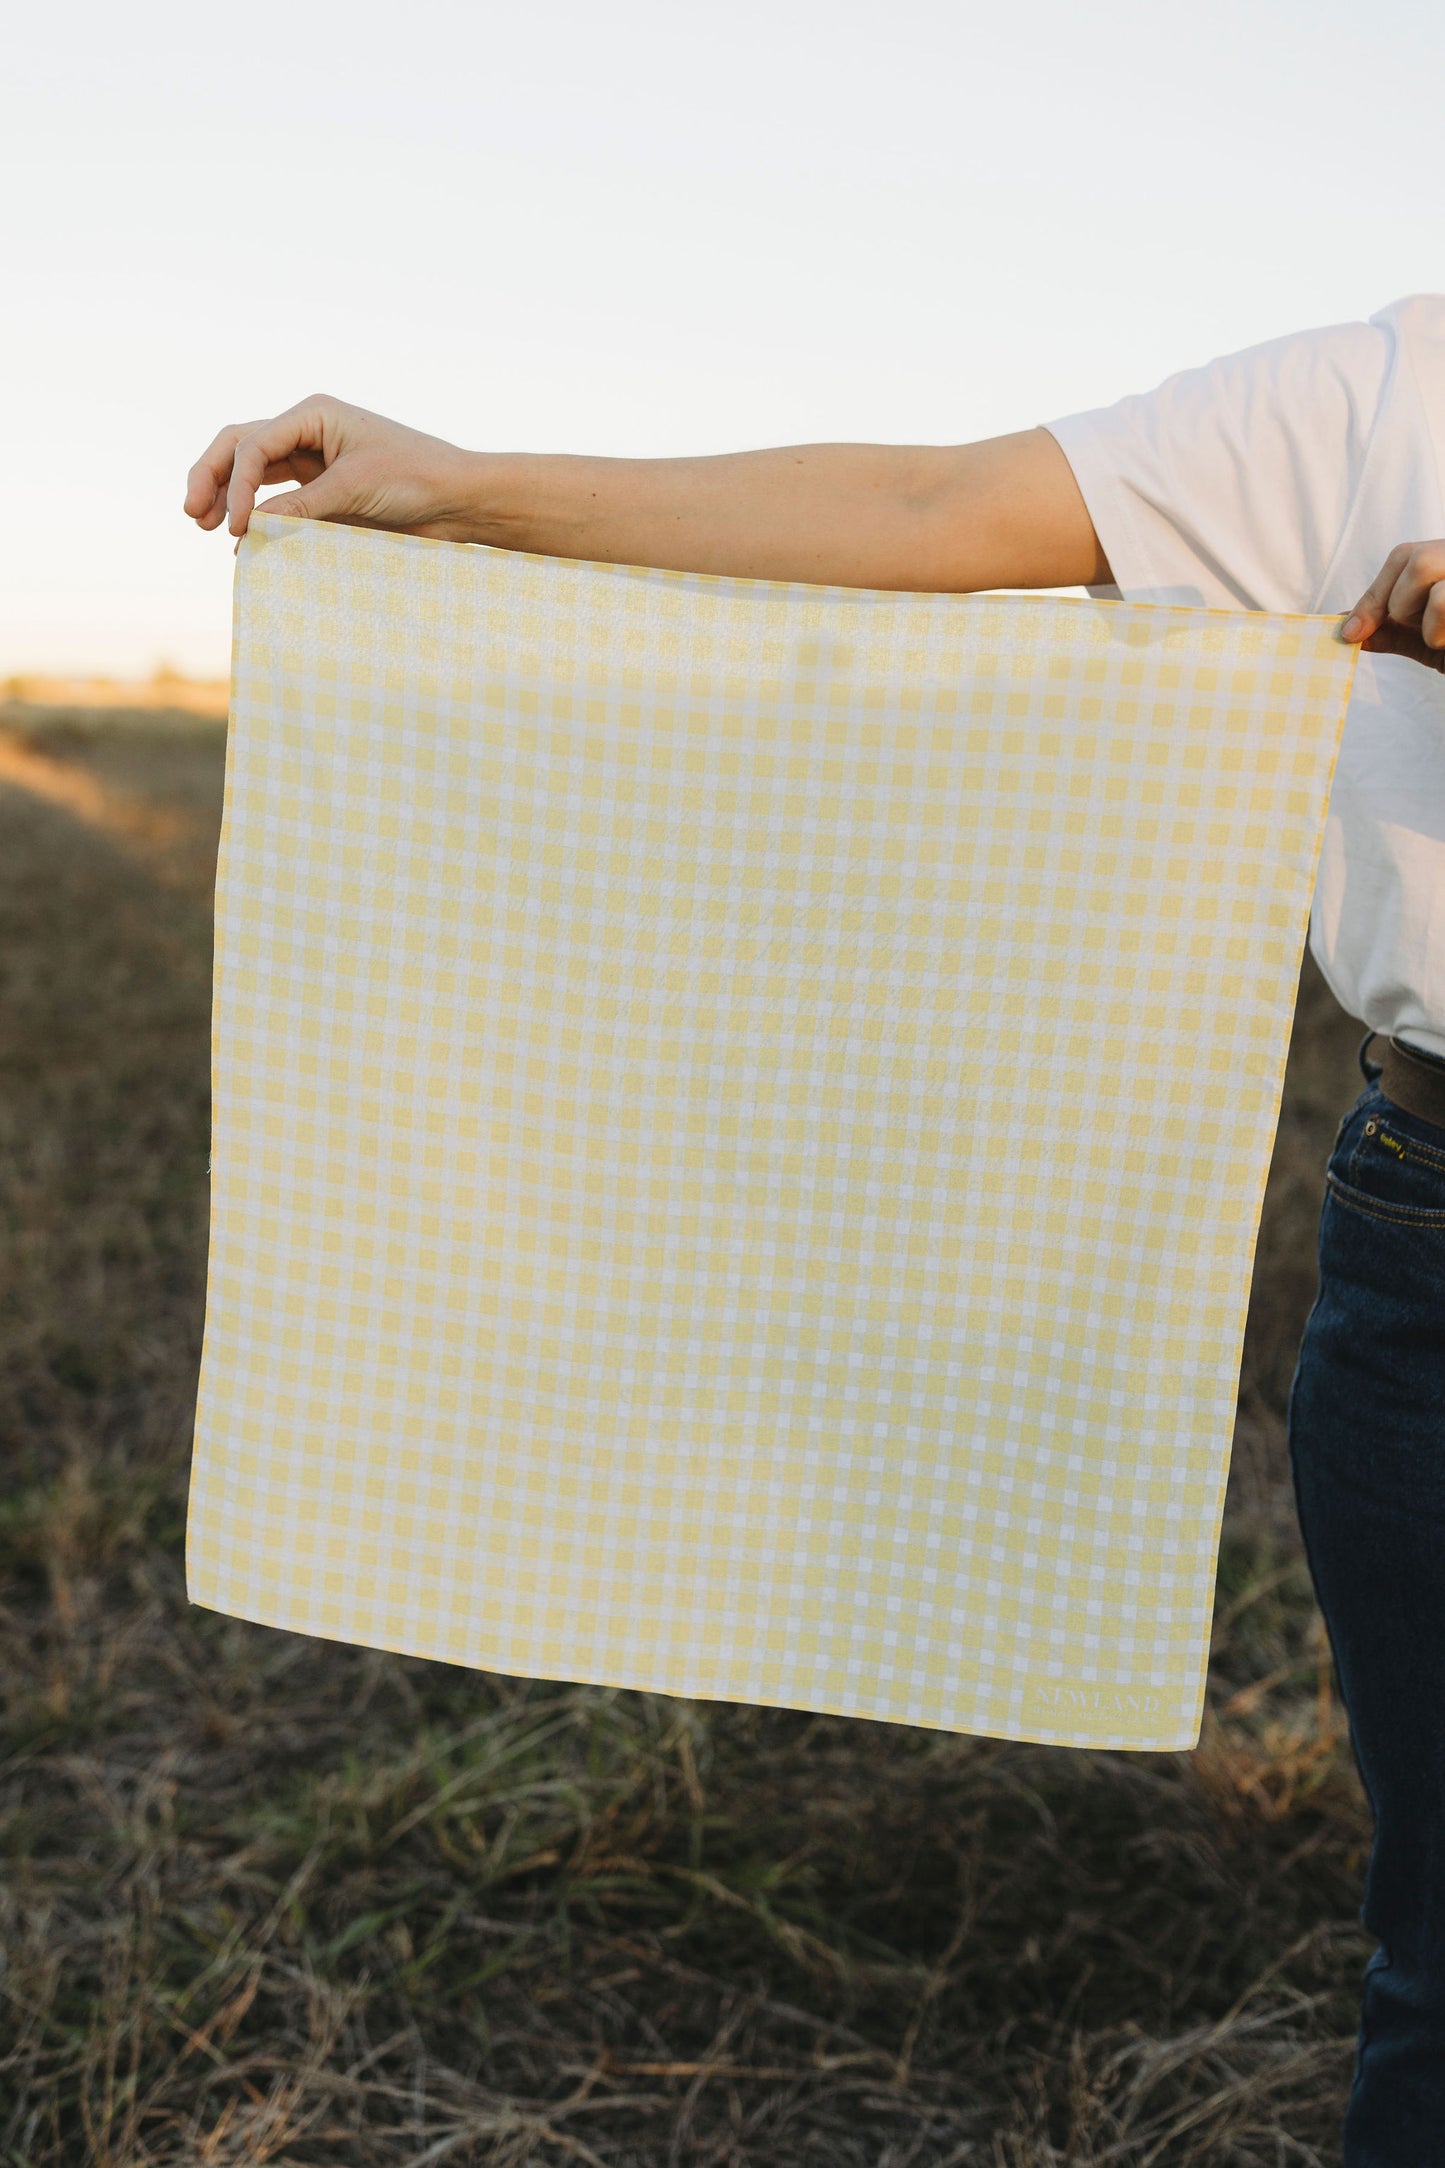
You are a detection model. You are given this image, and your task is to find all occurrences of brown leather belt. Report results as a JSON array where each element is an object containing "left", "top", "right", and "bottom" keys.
[{"left": 1378, "top": 1035, "right": 1445, "bottom": 1133}]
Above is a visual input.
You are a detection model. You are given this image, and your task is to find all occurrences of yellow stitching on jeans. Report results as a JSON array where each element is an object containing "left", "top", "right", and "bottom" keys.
[
  {"left": 1326, "top": 1171, "right": 1445, "bottom": 1229},
  {"left": 1361, "top": 1116, "right": 1445, "bottom": 1171}
]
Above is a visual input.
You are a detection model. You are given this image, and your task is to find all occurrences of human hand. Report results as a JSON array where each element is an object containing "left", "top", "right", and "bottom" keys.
[
  {"left": 1341, "top": 542, "right": 1445, "bottom": 673},
  {"left": 182, "top": 394, "right": 486, "bottom": 542}
]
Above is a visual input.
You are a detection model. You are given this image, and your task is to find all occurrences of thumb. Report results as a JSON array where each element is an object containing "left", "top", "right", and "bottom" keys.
[
  {"left": 260, "top": 464, "right": 355, "bottom": 524},
  {"left": 1342, "top": 544, "right": 1411, "bottom": 643},
  {"left": 1361, "top": 617, "right": 1445, "bottom": 672}
]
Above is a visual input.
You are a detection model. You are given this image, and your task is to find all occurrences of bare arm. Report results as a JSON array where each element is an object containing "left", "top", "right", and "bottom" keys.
[
  {"left": 184, "top": 395, "right": 1111, "bottom": 593},
  {"left": 472, "top": 432, "right": 1108, "bottom": 590}
]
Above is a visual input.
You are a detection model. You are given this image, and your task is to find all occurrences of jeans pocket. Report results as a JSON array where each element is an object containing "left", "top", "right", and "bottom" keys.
[{"left": 1331, "top": 1088, "right": 1445, "bottom": 1230}]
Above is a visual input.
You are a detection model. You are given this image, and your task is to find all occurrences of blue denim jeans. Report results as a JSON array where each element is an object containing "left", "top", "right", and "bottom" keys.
[{"left": 1288, "top": 1031, "right": 1445, "bottom": 2165}]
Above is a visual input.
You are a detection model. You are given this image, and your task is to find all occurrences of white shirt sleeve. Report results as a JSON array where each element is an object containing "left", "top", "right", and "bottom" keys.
[{"left": 1043, "top": 316, "right": 1397, "bottom": 615}]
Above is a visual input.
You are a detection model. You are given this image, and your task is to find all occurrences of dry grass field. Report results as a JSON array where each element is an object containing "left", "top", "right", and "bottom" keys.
[{"left": 0, "top": 703, "right": 1379, "bottom": 2165}]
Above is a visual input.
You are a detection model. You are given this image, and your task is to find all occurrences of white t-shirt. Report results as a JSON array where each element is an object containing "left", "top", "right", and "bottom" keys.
[{"left": 1044, "top": 294, "right": 1445, "bottom": 1061}]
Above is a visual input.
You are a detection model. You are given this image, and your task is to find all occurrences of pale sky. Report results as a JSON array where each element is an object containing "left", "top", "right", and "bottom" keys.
[{"left": 5, "top": 0, "right": 1444, "bottom": 676}]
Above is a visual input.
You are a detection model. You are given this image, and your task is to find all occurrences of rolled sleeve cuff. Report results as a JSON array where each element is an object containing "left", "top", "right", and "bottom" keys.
[{"left": 1042, "top": 412, "right": 1169, "bottom": 605}]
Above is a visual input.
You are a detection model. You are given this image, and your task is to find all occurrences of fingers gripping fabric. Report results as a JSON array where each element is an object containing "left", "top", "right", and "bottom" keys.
[{"left": 186, "top": 514, "right": 1354, "bottom": 1750}]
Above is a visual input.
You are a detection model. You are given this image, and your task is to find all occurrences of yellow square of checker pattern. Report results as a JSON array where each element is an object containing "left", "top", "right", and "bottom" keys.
[{"left": 186, "top": 511, "right": 1354, "bottom": 1750}]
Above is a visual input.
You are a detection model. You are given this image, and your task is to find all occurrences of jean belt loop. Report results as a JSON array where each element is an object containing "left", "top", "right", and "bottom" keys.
[{"left": 1357, "top": 1029, "right": 1383, "bottom": 1084}]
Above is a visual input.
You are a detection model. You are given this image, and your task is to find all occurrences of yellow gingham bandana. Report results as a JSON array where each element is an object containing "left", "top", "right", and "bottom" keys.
[{"left": 186, "top": 512, "right": 1355, "bottom": 1750}]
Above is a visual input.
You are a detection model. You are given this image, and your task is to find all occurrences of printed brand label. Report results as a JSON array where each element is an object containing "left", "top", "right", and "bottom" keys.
[{"left": 1024, "top": 1684, "right": 1163, "bottom": 1716}]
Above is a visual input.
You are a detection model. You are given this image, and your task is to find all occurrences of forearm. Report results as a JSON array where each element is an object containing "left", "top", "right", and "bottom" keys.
[
  {"left": 462, "top": 429, "right": 1109, "bottom": 592},
  {"left": 188, "top": 399, "right": 1109, "bottom": 592}
]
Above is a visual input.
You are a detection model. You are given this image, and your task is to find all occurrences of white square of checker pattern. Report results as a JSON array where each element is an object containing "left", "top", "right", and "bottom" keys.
[{"left": 186, "top": 511, "right": 1354, "bottom": 1751}]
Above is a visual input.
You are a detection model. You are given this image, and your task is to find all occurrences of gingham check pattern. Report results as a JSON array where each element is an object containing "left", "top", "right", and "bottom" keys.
[{"left": 186, "top": 512, "right": 1355, "bottom": 1750}]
